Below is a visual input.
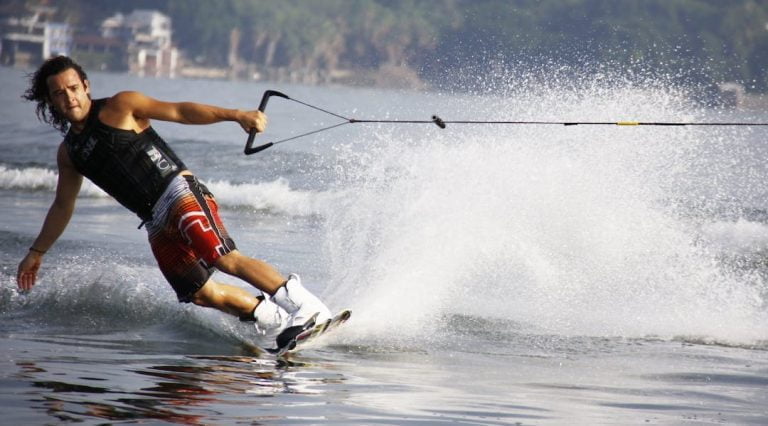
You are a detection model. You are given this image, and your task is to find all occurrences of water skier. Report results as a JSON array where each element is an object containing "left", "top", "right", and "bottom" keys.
[{"left": 15, "top": 56, "right": 331, "bottom": 352}]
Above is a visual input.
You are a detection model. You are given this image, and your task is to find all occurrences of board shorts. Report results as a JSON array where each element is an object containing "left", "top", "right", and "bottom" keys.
[{"left": 145, "top": 174, "right": 237, "bottom": 302}]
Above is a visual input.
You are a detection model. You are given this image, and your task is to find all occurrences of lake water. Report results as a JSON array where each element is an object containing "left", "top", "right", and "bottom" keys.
[{"left": 1, "top": 65, "right": 767, "bottom": 424}]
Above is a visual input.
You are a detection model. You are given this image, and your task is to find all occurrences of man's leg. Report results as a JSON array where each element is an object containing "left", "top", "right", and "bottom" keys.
[
  {"left": 191, "top": 278, "right": 289, "bottom": 349},
  {"left": 215, "top": 250, "right": 332, "bottom": 328},
  {"left": 167, "top": 176, "right": 330, "bottom": 347},
  {"left": 188, "top": 278, "right": 259, "bottom": 317},
  {"left": 213, "top": 250, "right": 284, "bottom": 295}
]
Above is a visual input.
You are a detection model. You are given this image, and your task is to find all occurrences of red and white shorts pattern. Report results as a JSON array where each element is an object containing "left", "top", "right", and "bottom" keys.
[{"left": 146, "top": 174, "right": 236, "bottom": 301}]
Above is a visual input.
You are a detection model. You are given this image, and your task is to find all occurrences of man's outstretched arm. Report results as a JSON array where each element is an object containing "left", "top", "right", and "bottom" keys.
[
  {"left": 104, "top": 91, "right": 267, "bottom": 134},
  {"left": 17, "top": 143, "right": 83, "bottom": 291}
]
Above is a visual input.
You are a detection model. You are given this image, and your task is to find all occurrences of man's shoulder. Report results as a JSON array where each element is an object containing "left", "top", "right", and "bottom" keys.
[
  {"left": 106, "top": 91, "right": 146, "bottom": 108},
  {"left": 101, "top": 91, "right": 152, "bottom": 125}
]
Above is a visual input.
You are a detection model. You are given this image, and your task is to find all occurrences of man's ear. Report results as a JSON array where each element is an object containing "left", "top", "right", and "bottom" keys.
[{"left": 84, "top": 79, "right": 91, "bottom": 95}]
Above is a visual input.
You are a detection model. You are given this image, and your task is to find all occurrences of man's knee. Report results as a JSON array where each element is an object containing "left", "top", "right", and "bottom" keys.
[{"left": 189, "top": 280, "right": 215, "bottom": 307}]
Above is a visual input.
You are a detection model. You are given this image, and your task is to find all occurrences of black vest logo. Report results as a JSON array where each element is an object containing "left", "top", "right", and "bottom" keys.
[{"left": 144, "top": 145, "right": 178, "bottom": 178}]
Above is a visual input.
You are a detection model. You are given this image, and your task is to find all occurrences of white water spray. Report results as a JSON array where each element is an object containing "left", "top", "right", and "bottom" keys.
[{"left": 321, "top": 78, "right": 768, "bottom": 346}]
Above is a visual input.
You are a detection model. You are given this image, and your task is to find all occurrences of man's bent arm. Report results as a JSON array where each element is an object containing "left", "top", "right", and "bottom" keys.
[{"left": 17, "top": 144, "right": 83, "bottom": 291}]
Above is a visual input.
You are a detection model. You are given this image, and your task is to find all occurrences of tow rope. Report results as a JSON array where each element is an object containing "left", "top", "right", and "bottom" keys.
[{"left": 244, "top": 90, "right": 768, "bottom": 155}]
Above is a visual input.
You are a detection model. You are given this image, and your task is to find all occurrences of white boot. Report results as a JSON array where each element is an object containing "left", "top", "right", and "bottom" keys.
[
  {"left": 271, "top": 274, "right": 332, "bottom": 329},
  {"left": 247, "top": 296, "right": 288, "bottom": 350}
]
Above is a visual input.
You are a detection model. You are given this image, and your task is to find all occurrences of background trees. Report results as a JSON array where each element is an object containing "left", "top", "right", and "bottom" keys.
[{"left": 13, "top": 0, "right": 768, "bottom": 91}]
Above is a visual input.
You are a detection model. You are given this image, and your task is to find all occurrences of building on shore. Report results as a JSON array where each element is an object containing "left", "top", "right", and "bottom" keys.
[
  {"left": 0, "top": 5, "right": 71, "bottom": 67},
  {"left": 99, "top": 10, "right": 178, "bottom": 78},
  {"left": 2, "top": 6, "right": 178, "bottom": 78}
]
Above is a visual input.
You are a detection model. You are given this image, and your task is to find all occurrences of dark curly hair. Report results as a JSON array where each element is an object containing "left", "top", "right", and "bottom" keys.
[{"left": 23, "top": 56, "right": 89, "bottom": 134}]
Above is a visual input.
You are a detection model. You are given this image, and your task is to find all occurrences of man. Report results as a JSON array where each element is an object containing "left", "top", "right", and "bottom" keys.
[{"left": 16, "top": 56, "right": 331, "bottom": 352}]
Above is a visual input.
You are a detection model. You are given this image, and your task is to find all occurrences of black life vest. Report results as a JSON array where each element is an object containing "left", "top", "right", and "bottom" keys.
[{"left": 63, "top": 98, "right": 187, "bottom": 221}]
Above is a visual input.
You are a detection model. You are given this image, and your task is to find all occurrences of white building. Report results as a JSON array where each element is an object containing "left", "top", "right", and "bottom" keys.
[
  {"left": 101, "top": 10, "right": 178, "bottom": 77},
  {"left": 1, "top": 7, "right": 71, "bottom": 67}
]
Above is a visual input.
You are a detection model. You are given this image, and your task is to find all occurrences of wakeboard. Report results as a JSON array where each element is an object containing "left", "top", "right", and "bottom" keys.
[{"left": 268, "top": 309, "right": 352, "bottom": 356}]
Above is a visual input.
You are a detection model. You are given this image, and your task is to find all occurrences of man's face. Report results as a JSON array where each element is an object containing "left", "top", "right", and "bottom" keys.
[{"left": 46, "top": 68, "right": 91, "bottom": 126}]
